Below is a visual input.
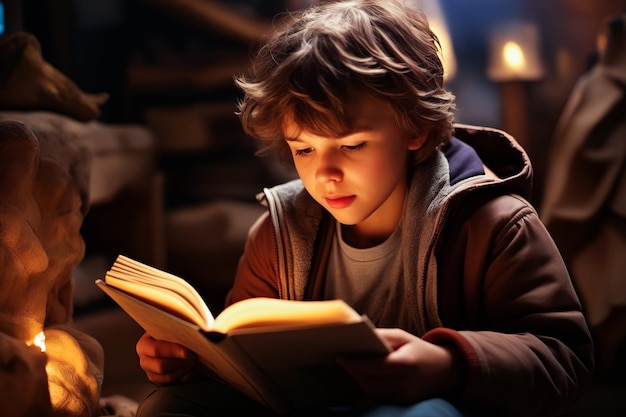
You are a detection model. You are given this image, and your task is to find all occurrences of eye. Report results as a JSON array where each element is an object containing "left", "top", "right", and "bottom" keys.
[
  {"left": 342, "top": 143, "right": 365, "bottom": 152},
  {"left": 294, "top": 147, "right": 314, "bottom": 156}
]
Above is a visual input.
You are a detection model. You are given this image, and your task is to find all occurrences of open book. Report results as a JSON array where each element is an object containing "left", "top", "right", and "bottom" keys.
[{"left": 96, "top": 255, "right": 391, "bottom": 414}]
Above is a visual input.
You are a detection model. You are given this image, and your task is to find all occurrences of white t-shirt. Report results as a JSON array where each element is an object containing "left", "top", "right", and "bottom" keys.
[{"left": 323, "top": 221, "right": 408, "bottom": 327}]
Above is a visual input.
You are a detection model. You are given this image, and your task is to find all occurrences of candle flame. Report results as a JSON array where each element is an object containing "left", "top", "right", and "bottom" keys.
[{"left": 31, "top": 331, "right": 46, "bottom": 352}]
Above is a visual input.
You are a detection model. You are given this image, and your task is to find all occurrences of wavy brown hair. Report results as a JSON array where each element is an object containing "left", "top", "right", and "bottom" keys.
[{"left": 236, "top": 0, "right": 456, "bottom": 165}]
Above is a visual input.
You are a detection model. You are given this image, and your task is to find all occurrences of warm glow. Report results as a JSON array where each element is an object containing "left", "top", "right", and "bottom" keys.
[
  {"left": 429, "top": 18, "right": 457, "bottom": 81},
  {"left": 42, "top": 329, "right": 101, "bottom": 416},
  {"left": 597, "top": 32, "right": 607, "bottom": 56},
  {"left": 487, "top": 22, "right": 543, "bottom": 82},
  {"left": 503, "top": 41, "right": 526, "bottom": 70},
  {"left": 46, "top": 360, "right": 65, "bottom": 413},
  {"left": 31, "top": 331, "right": 46, "bottom": 352},
  {"left": 414, "top": 0, "right": 457, "bottom": 81}
]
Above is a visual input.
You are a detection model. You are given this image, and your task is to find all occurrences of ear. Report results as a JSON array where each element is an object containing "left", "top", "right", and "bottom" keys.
[{"left": 408, "top": 130, "right": 429, "bottom": 150}]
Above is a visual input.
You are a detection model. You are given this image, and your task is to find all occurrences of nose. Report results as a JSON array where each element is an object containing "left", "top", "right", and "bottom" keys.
[{"left": 315, "top": 149, "right": 343, "bottom": 183}]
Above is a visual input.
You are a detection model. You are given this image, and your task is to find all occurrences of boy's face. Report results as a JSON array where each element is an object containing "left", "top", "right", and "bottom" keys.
[{"left": 284, "top": 94, "right": 426, "bottom": 241}]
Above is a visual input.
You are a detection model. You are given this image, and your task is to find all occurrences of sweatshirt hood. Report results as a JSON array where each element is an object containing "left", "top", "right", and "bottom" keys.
[{"left": 449, "top": 124, "right": 534, "bottom": 200}]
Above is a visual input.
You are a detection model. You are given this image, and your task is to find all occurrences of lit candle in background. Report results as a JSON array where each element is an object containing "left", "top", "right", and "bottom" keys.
[
  {"left": 488, "top": 22, "right": 543, "bottom": 82},
  {"left": 487, "top": 22, "right": 544, "bottom": 151},
  {"left": 503, "top": 41, "right": 526, "bottom": 71}
]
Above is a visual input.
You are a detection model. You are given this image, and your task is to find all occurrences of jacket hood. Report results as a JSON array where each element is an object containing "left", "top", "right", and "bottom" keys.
[{"left": 450, "top": 124, "right": 533, "bottom": 200}]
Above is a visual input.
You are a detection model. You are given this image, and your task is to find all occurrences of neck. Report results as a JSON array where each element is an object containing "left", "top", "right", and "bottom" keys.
[
  {"left": 341, "top": 224, "right": 394, "bottom": 248},
  {"left": 342, "top": 189, "right": 406, "bottom": 249}
]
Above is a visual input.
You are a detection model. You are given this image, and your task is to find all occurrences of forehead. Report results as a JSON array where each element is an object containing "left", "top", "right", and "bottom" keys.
[{"left": 283, "top": 93, "right": 395, "bottom": 139}]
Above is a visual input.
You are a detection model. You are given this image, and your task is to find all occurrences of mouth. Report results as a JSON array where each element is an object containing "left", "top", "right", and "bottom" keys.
[{"left": 324, "top": 195, "right": 356, "bottom": 209}]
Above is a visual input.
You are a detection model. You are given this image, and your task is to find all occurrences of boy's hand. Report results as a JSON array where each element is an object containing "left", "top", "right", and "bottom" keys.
[
  {"left": 337, "top": 328, "right": 462, "bottom": 403},
  {"left": 136, "top": 332, "right": 198, "bottom": 386}
]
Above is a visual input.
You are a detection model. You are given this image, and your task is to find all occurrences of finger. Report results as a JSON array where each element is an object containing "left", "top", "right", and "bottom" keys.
[
  {"left": 375, "top": 328, "right": 414, "bottom": 350},
  {"left": 141, "top": 355, "right": 198, "bottom": 384},
  {"left": 145, "top": 359, "right": 196, "bottom": 386},
  {"left": 145, "top": 369, "right": 179, "bottom": 386},
  {"left": 140, "top": 354, "right": 195, "bottom": 373},
  {"left": 338, "top": 355, "right": 405, "bottom": 378},
  {"left": 137, "top": 333, "right": 193, "bottom": 360}
]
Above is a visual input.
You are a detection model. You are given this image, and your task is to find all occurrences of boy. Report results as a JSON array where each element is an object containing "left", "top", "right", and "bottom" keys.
[{"left": 136, "top": 1, "right": 594, "bottom": 416}]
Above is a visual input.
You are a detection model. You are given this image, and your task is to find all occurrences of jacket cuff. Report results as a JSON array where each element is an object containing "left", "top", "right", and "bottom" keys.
[{"left": 422, "top": 327, "right": 480, "bottom": 398}]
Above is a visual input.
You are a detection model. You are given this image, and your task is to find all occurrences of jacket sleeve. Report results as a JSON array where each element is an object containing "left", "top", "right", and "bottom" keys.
[
  {"left": 226, "top": 211, "right": 281, "bottom": 306},
  {"left": 423, "top": 194, "right": 594, "bottom": 417}
]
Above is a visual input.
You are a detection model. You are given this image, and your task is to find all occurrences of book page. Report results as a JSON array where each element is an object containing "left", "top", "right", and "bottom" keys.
[
  {"left": 103, "top": 273, "right": 209, "bottom": 329},
  {"left": 114, "top": 255, "right": 209, "bottom": 310},
  {"left": 106, "top": 255, "right": 214, "bottom": 329},
  {"left": 212, "top": 298, "right": 362, "bottom": 334},
  {"left": 95, "top": 280, "right": 280, "bottom": 409}
]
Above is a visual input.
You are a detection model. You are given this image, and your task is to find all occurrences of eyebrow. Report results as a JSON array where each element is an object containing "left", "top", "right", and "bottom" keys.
[{"left": 284, "top": 125, "right": 373, "bottom": 143}]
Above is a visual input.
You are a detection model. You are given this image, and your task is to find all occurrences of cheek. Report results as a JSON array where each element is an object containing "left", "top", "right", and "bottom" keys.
[
  {"left": 364, "top": 146, "right": 408, "bottom": 177},
  {"left": 296, "top": 169, "right": 316, "bottom": 199},
  {"left": 292, "top": 160, "right": 313, "bottom": 183}
]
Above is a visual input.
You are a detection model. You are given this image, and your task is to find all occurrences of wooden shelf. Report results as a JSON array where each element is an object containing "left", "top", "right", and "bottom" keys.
[{"left": 126, "top": 58, "right": 251, "bottom": 93}]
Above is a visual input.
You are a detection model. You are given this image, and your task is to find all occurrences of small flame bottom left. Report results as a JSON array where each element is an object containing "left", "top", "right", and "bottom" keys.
[{"left": 30, "top": 331, "right": 46, "bottom": 352}]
